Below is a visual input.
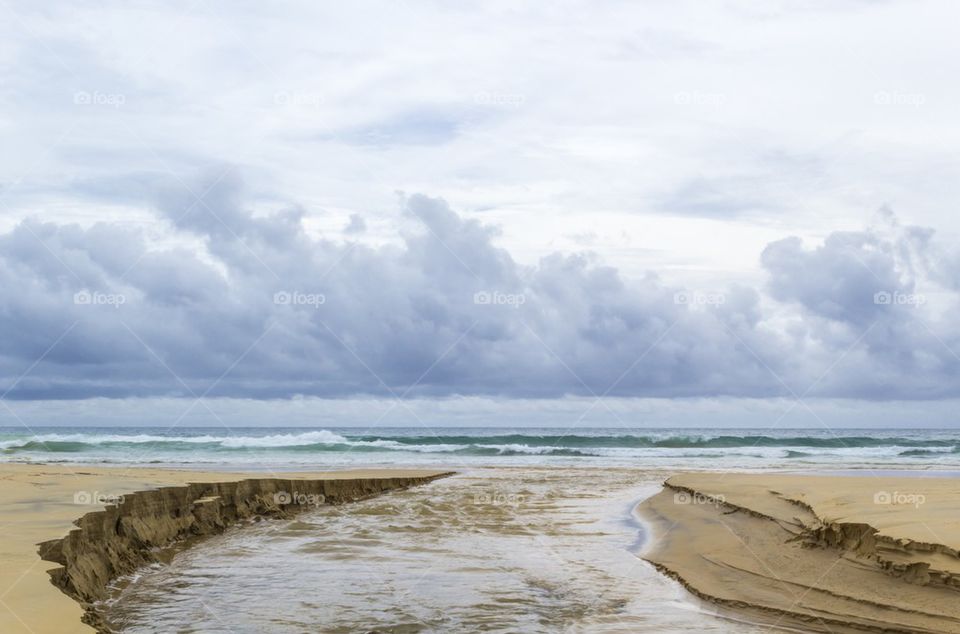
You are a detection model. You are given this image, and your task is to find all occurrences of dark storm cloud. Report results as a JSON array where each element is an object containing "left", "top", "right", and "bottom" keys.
[
  {"left": 1, "top": 174, "right": 958, "bottom": 401},
  {"left": 761, "top": 216, "right": 960, "bottom": 399}
]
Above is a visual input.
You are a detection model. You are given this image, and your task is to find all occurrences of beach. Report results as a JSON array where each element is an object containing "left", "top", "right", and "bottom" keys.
[
  {"left": 639, "top": 473, "right": 960, "bottom": 633},
  {"left": 3, "top": 457, "right": 960, "bottom": 633},
  {"left": 0, "top": 464, "right": 450, "bottom": 634},
  {"left": 8, "top": 0, "right": 960, "bottom": 630}
]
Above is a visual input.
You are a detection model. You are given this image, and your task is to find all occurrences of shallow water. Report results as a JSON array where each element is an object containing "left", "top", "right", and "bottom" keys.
[{"left": 102, "top": 468, "right": 770, "bottom": 633}]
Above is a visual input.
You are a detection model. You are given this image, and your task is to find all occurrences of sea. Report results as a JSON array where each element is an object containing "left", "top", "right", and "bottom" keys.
[
  {"left": 14, "top": 426, "right": 960, "bottom": 633},
  {"left": 4, "top": 426, "right": 960, "bottom": 470}
]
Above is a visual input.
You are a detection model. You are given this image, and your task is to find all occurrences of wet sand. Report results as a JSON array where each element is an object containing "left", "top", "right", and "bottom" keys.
[
  {"left": 8, "top": 465, "right": 960, "bottom": 633},
  {"left": 639, "top": 473, "right": 960, "bottom": 633},
  {"left": 101, "top": 465, "right": 767, "bottom": 633},
  {"left": 0, "top": 464, "right": 449, "bottom": 634}
]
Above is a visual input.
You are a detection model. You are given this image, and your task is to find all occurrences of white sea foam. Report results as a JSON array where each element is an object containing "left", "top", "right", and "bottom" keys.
[{"left": 1, "top": 428, "right": 958, "bottom": 470}]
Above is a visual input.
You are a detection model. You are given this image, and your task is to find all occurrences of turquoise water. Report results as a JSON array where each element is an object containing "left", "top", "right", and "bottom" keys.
[{"left": 4, "top": 427, "right": 960, "bottom": 470}]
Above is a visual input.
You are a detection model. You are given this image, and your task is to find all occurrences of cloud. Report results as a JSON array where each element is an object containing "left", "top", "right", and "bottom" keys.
[
  {"left": 321, "top": 110, "right": 468, "bottom": 148},
  {"left": 344, "top": 214, "right": 366, "bottom": 234},
  {"left": 1, "top": 173, "right": 958, "bottom": 402},
  {"left": 4, "top": 0, "right": 960, "bottom": 291},
  {"left": 761, "top": 212, "right": 960, "bottom": 399},
  {"left": 657, "top": 176, "right": 766, "bottom": 218}
]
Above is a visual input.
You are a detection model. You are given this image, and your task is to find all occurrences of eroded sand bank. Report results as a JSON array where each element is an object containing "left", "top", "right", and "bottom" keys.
[
  {"left": 0, "top": 464, "right": 450, "bottom": 634},
  {"left": 639, "top": 473, "right": 960, "bottom": 633}
]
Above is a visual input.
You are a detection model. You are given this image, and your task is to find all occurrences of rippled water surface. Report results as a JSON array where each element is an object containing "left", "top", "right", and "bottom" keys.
[
  {"left": 6, "top": 426, "right": 960, "bottom": 470},
  {"left": 103, "top": 468, "right": 769, "bottom": 633}
]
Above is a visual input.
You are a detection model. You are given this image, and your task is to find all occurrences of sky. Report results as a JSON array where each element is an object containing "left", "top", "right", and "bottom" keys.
[{"left": 1, "top": 0, "right": 959, "bottom": 427}]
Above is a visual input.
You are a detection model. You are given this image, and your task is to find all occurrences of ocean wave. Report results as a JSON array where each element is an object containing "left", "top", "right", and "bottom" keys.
[
  {"left": 1, "top": 430, "right": 958, "bottom": 463},
  {"left": 351, "top": 433, "right": 959, "bottom": 450},
  {"left": 219, "top": 430, "right": 350, "bottom": 448},
  {"left": 897, "top": 447, "right": 959, "bottom": 457}
]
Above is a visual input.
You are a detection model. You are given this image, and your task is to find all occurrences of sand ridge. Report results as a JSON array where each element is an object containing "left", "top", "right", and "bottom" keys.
[
  {"left": 0, "top": 464, "right": 451, "bottom": 634},
  {"left": 639, "top": 473, "right": 960, "bottom": 633}
]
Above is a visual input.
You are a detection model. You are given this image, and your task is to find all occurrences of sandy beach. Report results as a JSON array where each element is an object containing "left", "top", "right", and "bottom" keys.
[
  {"left": 639, "top": 473, "right": 960, "bottom": 633},
  {"left": 5, "top": 464, "right": 960, "bottom": 633},
  {"left": 0, "top": 464, "right": 450, "bottom": 634}
]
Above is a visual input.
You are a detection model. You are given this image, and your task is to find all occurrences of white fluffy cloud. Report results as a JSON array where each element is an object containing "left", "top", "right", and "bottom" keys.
[{"left": 3, "top": 0, "right": 960, "bottom": 282}]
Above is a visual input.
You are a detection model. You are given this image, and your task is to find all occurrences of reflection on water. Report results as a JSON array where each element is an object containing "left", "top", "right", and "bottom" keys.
[{"left": 103, "top": 468, "right": 768, "bottom": 633}]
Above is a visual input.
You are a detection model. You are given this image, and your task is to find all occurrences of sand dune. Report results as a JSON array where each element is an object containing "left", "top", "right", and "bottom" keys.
[{"left": 639, "top": 473, "right": 960, "bottom": 633}]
